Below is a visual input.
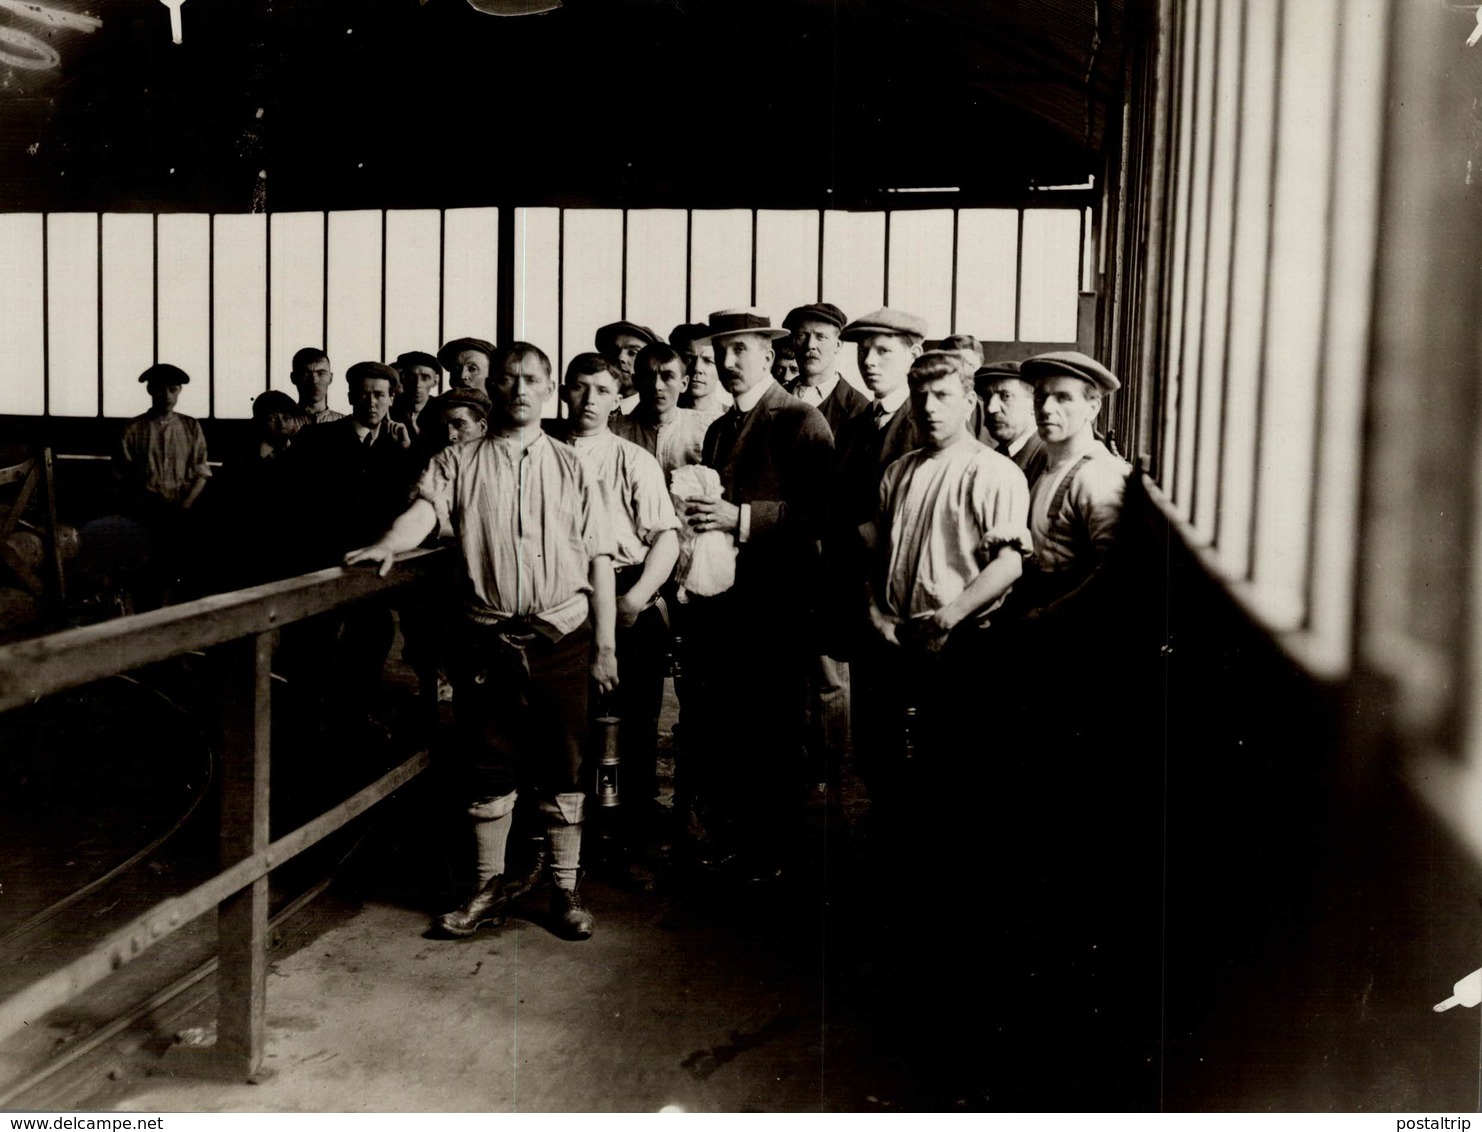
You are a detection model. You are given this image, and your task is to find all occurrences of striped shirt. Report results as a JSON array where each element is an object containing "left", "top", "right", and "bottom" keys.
[
  {"left": 416, "top": 430, "right": 615, "bottom": 636},
  {"left": 611, "top": 408, "right": 708, "bottom": 478}
]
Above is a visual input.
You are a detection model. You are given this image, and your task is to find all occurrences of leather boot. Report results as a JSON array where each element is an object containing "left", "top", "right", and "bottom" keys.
[
  {"left": 550, "top": 883, "right": 595, "bottom": 940},
  {"left": 435, "top": 874, "right": 511, "bottom": 937},
  {"left": 503, "top": 840, "right": 548, "bottom": 902}
]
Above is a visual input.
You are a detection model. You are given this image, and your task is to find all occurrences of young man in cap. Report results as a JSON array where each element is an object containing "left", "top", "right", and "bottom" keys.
[
  {"left": 595, "top": 321, "right": 660, "bottom": 415},
  {"left": 783, "top": 302, "right": 869, "bottom": 436},
  {"left": 681, "top": 308, "right": 833, "bottom": 880},
  {"left": 115, "top": 363, "right": 212, "bottom": 604},
  {"left": 612, "top": 343, "right": 708, "bottom": 477},
  {"left": 562, "top": 353, "right": 681, "bottom": 834},
  {"left": 392, "top": 350, "right": 443, "bottom": 442},
  {"left": 771, "top": 337, "right": 800, "bottom": 387},
  {"left": 290, "top": 348, "right": 345, "bottom": 425},
  {"left": 438, "top": 337, "right": 497, "bottom": 394},
  {"left": 1018, "top": 350, "right": 1130, "bottom": 622},
  {"left": 347, "top": 341, "right": 618, "bottom": 942},
  {"left": 672, "top": 322, "right": 731, "bottom": 427},
  {"left": 977, "top": 360, "right": 1048, "bottom": 488}
]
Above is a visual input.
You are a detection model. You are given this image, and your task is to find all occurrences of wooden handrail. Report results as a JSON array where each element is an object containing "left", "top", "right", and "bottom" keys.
[{"left": 0, "top": 548, "right": 441, "bottom": 713}]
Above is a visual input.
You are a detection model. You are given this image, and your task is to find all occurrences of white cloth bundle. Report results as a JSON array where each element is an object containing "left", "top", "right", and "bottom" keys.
[{"left": 670, "top": 465, "right": 736, "bottom": 599}]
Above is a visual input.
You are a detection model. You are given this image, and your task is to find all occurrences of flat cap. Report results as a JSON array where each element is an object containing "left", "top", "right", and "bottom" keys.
[
  {"left": 696, "top": 309, "right": 790, "bottom": 343},
  {"left": 594, "top": 321, "right": 661, "bottom": 355},
  {"left": 395, "top": 350, "right": 443, "bottom": 374},
  {"left": 1020, "top": 350, "right": 1121, "bottom": 393},
  {"left": 670, "top": 323, "right": 711, "bottom": 349},
  {"left": 345, "top": 361, "right": 402, "bottom": 389},
  {"left": 432, "top": 387, "right": 494, "bottom": 422},
  {"left": 840, "top": 308, "right": 929, "bottom": 342},
  {"left": 974, "top": 360, "right": 1024, "bottom": 381},
  {"left": 783, "top": 303, "right": 848, "bottom": 332},
  {"left": 139, "top": 362, "right": 191, "bottom": 385},
  {"left": 437, "top": 337, "right": 497, "bottom": 370}
]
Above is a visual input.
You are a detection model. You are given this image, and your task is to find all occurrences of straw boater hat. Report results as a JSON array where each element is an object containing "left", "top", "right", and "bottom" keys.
[{"left": 695, "top": 309, "right": 790, "bottom": 344}]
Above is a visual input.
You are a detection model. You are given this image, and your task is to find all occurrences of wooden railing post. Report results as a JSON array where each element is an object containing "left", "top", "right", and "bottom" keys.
[{"left": 216, "top": 630, "right": 272, "bottom": 1079}]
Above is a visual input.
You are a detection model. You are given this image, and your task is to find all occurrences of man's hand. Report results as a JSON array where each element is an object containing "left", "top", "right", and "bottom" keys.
[
  {"left": 904, "top": 608, "right": 957, "bottom": 654},
  {"left": 385, "top": 420, "right": 412, "bottom": 449},
  {"left": 685, "top": 497, "right": 740, "bottom": 534},
  {"left": 591, "top": 644, "right": 619, "bottom": 694},
  {"left": 616, "top": 592, "right": 645, "bottom": 630},
  {"left": 344, "top": 543, "right": 398, "bottom": 578},
  {"left": 868, "top": 604, "right": 903, "bottom": 648}
]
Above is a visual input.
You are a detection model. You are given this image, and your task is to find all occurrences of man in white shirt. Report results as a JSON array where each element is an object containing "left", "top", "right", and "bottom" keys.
[
  {"left": 290, "top": 347, "right": 344, "bottom": 424},
  {"left": 612, "top": 343, "right": 708, "bottom": 477},
  {"left": 562, "top": 353, "right": 680, "bottom": 833}
]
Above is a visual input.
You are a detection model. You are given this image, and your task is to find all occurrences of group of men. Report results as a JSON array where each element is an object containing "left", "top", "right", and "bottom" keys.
[
  {"left": 322, "top": 302, "right": 1128, "bottom": 944},
  {"left": 114, "top": 299, "right": 1129, "bottom": 944}
]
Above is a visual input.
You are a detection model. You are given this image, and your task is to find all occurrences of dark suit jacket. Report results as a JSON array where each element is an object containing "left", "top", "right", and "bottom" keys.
[
  {"left": 785, "top": 374, "right": 869, "bottom": 438},
  {"left": 1001, "top": 429, "right": 1049, "bottom": 488},
  {"left": 701, "top": 380, "right": 833, "bottom": 603},
  {"left": 286, "top": 417, "right": 418, "bottom": 567}
]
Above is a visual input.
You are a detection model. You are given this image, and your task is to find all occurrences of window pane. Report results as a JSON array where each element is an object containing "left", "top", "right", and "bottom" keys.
[
  {"left": 101, "top": 214, "right": 155, "bottom": 418},
  {"left": 956, "top": 209, "right": 1017, "bottom": 342},
  {"left": 268, "top": 211, "right": 325, "bottom": 397},
  {"left": 442, "top": 207, "right": 500, "bottom": 347},
  {"left": 156, "top": 214, "right": 210, "bottom": 420},
  {"left": 47, "top": 214, "right": 99, "bottom": 418},
  {"left": 212, "top": 214, "right": 267, "bottom": 421},
  {"left": 1019, "top": 209, "right": 1081, "bottom": 342},
  {"left": 626, "top": 209, "right": 687, "bottom": 342},
  {"left": 822, "top": 211, "right": 886, "bottom": 392},
  {"left": 754, "top": 209, "right": 820, "bottom": 329},
  {"left": 561, "top": 208, "right": 623, "bottom": 381},
  {"left": 0, "top": 215, "right": 46, "bottom": 416},
  {"left": 326, "top": 210, "right": 384, "bottom": 415},
  {"left": 512, "top": 208, "right": 561, "bottom": 416},
  {"left": 690, "top": 209, "right": 752, "bottom": 325},
  {"left": 887, "top": 209, "right": 953, "bottom": 338},
  {"left": 384, "top": 209, "right": 442, "bottom": 368}
]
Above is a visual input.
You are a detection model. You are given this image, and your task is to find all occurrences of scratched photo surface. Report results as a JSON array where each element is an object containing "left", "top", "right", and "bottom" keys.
[{"left": 2, "top": 0, "right": 1482, "bottom": 1117}]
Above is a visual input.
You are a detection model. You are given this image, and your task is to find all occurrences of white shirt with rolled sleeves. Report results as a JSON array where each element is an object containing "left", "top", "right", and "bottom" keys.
[
  {"left": 874, "top": 438, "right": 1032, "bottom": 624},
  {"left": 568, "top": 431, "right": 681, "bottom": 570}
]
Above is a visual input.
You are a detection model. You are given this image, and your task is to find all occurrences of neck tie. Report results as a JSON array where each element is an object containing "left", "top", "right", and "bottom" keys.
[
  {"left": 363, "top": 427, "right": 375, "bottom": 448},
  {"left": 997, "top": 441, "right": 1011, "bottom": 458},
  {"left": 872, "top": 401, "right": 889, "bottom": 430}
]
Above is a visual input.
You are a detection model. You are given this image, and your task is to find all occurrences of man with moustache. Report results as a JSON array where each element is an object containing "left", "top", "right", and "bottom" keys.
[
  {"left": 784, "top": 302, "right": 869, "bottom": 435},
  {"left": 681, "top": 309, "right": 833, "bottom": 881},
  {"left": 346, "top": 342, "right": 618, "bottom": 942},
  {"left": 976, "top": 360, "right": 1048, "bottom": 488}
]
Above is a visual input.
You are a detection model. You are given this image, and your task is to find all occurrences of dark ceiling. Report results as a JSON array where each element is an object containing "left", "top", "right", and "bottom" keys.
[{"left": 0, "top": 0, "right": 1127, "bottom": 213}]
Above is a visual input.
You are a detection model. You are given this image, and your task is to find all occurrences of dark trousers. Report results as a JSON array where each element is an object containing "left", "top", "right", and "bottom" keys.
[
  {"left": 446, "top": 619, "right": 590, "bottom": 803},
  {"left": 611, "top": 586, "right": 670, "bottom": 812},
  {"left": 682, "top": 587, "right": 808, "bottom": 861}
]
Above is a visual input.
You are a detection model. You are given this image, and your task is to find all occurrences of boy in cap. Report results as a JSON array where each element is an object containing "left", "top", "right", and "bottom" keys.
[
  {"left": 115, "top": 362, "right": 212, "bottom": 604},
  {"left": 595, "top": 321, "right": 660, "bottom": 415},
  {"left": 347, "top": 341, "right": 617, "bottom": 942},
  {"left": 672, "top": 322, "right": 731, "bottom": 426},
  {"left": 977, "top": 360, "right": 1048, "bottom": 488},
  {"left": 783, "top": 302, "right": 869, "bottom": 436},
  {"left": 563, "top": 353, "right": 681, "bottom": 834},
  {"left": 612, "top": 342, "right": 708, "bottom": 477},
  {"left": 681, "top": 309, "right": 833, "bottom": 881},
  {"left": 438, "top": 337, "right": 497, "bottom": 394},
  {"left": 290, "top": 348, "right": 344, "bottom": 425}
]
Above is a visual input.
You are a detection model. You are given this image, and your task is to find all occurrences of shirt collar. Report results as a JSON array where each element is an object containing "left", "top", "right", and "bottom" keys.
[
  {"left": 352, "top": 419, "right": 373, "bottom": 441},
  {"left": 1007, "top": 427, "right": 1034, "bottom": 458},
  {"left": 875, "top": 384, "right": 910, "bottom": 417},
  {"left": 733, "top": 374, "right": 777, "bottom": 414},
  {"left": 801, "top": 372, "right": 841, "bottom": 402}
]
